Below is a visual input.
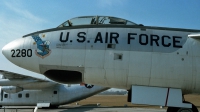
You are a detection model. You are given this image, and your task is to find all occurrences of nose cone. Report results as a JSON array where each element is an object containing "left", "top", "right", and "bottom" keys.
[
  {"left": 2, "top": 38, "right": 24, "bottom": 65},
  {"left": 2, "top": 43, "right": 11, "bottom": 58},
  {"left": 2, "top": 45, "right": 6, "bottom": 56},
  {"left": 2, "top": 37, "right": 40, "bottom": 74}
]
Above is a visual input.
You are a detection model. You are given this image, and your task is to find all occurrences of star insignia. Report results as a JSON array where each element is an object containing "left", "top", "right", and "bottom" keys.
[{"left": 85, "top": 84, "right": 94, "bottom": 89}]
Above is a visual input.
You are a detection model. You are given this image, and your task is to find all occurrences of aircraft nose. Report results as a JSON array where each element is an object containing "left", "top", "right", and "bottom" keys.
[
  {"left": 2, "top": 43, "right": 11, "bottom": 58},
  {"left": 2, "top": 38, "right": 24, "bottom": 65},
  {"left": 2, "top": 37, "right": 40, "bottom": 73},
  {"left": 2, "top": 45, "right": 6, "bottom": 56}
]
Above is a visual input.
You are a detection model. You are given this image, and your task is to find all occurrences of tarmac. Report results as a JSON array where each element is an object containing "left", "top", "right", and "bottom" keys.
[
  {"left": 1, "top": 94, "right": 200, "bottom": 112},
  {"left": 0, "top": 105, "right": 167, "bottom": 112}
]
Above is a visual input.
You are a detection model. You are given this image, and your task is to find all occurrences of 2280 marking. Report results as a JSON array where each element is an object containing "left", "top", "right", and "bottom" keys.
[{"left": 11, "top": 49, "right": 32, "bottom": 57}]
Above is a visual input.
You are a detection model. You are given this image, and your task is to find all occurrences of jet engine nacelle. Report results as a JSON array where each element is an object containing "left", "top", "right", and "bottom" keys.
[
  {"left": 44, "top": 70, "right": 82, "bottom": 84},
  {"left": 1, "top": 86, "right": 23, "bottom": 93}
]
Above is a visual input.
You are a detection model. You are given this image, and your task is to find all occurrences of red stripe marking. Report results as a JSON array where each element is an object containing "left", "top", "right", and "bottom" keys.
[{"left": 165, "top": 88, "right": 170, "bottom": 106}]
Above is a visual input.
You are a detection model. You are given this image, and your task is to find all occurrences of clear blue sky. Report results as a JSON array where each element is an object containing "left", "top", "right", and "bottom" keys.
[{"left": 0, "top": 0, "right": 200, "bottom": 80}]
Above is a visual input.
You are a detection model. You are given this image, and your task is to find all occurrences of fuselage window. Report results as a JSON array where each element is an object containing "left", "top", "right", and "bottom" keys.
[
  {"left": 54, "top": 91, "right": 57, "bottom": 94},
  {"left": 107, "top": 44, "right": 116, "bottom": 49},
  {"left": 26, "top": 93, "right": 29, "bottom": 98},
  {"left": 4, "top": 94, "right": 8, "bottom": 98},
  {"left": 18, "top": 94, "right": 22, "bottom": 98}
]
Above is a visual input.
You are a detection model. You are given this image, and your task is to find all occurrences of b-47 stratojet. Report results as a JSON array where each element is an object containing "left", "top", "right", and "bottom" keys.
[{"left": 2, "top": 16, "right": 200, "bottom": 112}]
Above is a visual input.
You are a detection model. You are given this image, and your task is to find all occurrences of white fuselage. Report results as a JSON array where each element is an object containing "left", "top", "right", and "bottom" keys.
[{"left": 2, "top": 25, "right": 200, "bottom": 94}]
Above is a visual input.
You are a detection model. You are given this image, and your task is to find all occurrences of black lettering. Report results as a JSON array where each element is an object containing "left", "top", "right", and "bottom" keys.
[
  {"left": 11, "top": 50, "right": 15, "bottom": 57},
  {"left": 105, "top": 32, "right": 108, "bottom": 43},
  {"left": 162, "top": 36, "right": 171, "bottom": 47},
  {"left": 173, "top": 36, "right": 182, "bottom": 48},
  {"left": 10, "top": 49, "right": 32, "bottom": 57},
  {"left": 150, "top": 35, "right": 159, "bottom": 46},
  {"left": 60, "top": 32, "right": 69, "bottom": 42},
  {"left": 77, "top": 32, "right": 86, "bottom": 43},
  {"left": 94, "top": 32, "right": 103, "bottom": 43},
  {"left": 128, "top": 33, "right": 136, "bottom": 44},
  {"left": 16, "top": 49, "right": 20, "bottom": 57},
  {"left": 27, "top": 49, "right": 32, "bottom": 57},
  {"left": 139, "top": 34, "right": 148, "bottom": 45},
  {"left": 21, "top": 49, "right": 26, "bottom": 57},
  {"left": 110, "top": 32, "right": 119, "bottom": 44}
]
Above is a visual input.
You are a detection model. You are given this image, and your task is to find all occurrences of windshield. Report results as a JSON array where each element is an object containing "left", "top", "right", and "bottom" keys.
[
  {"left": 57, "top": 16, "right": 137, "bottom": 27},
  {"left": 70, "top": 16, "right": 97, "bottom": 26}
]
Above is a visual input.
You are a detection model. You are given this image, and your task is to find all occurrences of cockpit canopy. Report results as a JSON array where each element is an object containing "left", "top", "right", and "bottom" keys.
[{"left": 58, "top": 16, "right": 137, "bottom": 27}]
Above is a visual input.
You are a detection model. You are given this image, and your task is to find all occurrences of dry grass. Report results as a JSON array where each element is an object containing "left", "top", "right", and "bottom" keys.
[
  {"left": 70, "top": 94, "right": 200, "bottom": 109},
  {"left": 185, "top": 94, "right": 200, "bottom": 108}
]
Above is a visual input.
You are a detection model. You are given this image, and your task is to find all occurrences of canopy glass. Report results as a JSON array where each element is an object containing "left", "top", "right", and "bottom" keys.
[{"left": 58, "top": 16, "right": 137, "bottom": 27}]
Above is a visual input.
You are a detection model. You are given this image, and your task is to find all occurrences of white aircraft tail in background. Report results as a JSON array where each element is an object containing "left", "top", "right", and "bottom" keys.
[{"left": 0, "top": 70, "right": 109, "bottom": 108}]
